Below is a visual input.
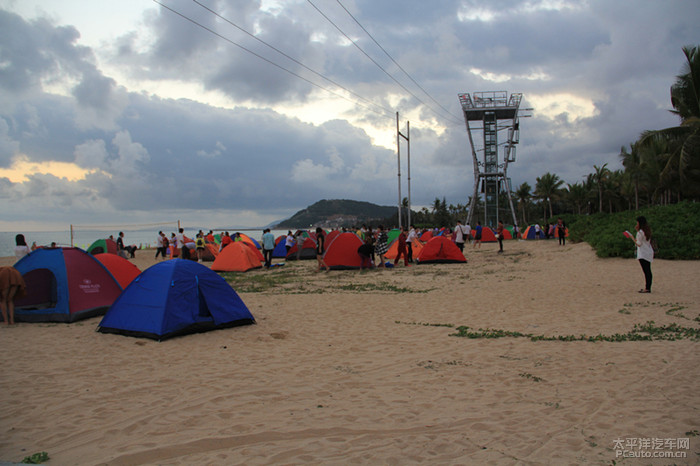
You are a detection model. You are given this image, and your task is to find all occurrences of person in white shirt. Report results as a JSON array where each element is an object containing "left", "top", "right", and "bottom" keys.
[
  {"left": 155, "top": 231, "right": 167, "bottom": 259},
  {"left": 285, "top": 231, "right": 295, "bottom": 255},
  {"left": 627, "top": 216, "right": 654, "bottom": 293},
  {"left": 14, "top": 234, "right": 30, "bottom": 260},
  {"left": 454, "top": 221, "right": 469, "bottom": 252},
  {"left": 406, "top": 225, "right": 418, "bottom": 263}
]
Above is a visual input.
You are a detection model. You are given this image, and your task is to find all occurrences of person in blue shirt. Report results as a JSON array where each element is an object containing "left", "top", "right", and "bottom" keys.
[
  {"left": 262, "top": 228, "right": 276, "bottom": 268},
  {"left": 473, "top": 221, "right": 483, "bottom": 249}
]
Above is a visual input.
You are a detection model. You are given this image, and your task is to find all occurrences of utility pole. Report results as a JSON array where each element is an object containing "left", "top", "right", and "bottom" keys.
[{"left": 396, "top": 112, "right": 410, "bottom": 229}]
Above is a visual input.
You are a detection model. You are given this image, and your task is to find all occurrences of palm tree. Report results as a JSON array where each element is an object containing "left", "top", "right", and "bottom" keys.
[
  {"left": 566, "top": 182, "right": 589, "bottom": 214},
  {"left": 620, "top": 143, "right": 642, "bottom": 210},
  {"left": 592, "top": 163, "right": 610, "bottom": 213},
  {"left": 515, "top": 182, "right": 531, "bottom": 225},
  {"left": 638, "top": 45, "right": 700, "bottom": 198},
  {"left": 534, "top": 172, "right": 564, "bottom": 219}
]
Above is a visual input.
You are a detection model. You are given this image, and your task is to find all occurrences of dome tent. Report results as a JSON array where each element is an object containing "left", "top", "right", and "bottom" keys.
[
  {"left": 97, "top": 260, "right": 255, "bottom": 341},
  {"left": 323, "top": 232, "right": 364, "bottom": 270},
  {"left": 13, "top": 247, "right": 123, "bottom": 323},
  {"left": 94, "top": 253, "right": 141, "bottom": 289},
  {"left": 211, "top": 242, "right": 262, "bottom": 273},
  {"left": 416, "top": 237, "right": 467, "bottom": 264},
  {"left": 87, "top": 238, "right": 118, "bottom": 255}
]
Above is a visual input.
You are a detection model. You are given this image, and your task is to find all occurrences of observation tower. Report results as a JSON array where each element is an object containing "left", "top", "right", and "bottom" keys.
[{"left": 458, "top": 91, "right": 525, "bottom": 229}]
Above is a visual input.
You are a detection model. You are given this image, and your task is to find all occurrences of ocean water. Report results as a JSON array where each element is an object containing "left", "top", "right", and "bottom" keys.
[{"left": 0, "top": 228, "right": 293, "bottom": 259}]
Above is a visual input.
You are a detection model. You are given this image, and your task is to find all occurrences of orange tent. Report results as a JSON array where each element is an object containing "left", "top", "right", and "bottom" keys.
[
  {"left": 242, "top": 241, "right": 264, "bottom": 261},
  {"left": 385, "top": 238, "right": 423, "bottom": 260},
  {"left": 211, "top": 242, "right": 262, "bottom": 272},
  {"left": 94, "top": 253, "right": 141, "bottom": 289}
]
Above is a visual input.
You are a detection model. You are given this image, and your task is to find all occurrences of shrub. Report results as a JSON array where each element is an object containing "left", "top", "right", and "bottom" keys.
[{"left": 567, "top": 202, "right": 700, "bottom": 259}]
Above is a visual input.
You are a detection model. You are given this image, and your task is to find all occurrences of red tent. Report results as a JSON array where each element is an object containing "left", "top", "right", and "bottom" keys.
[
  {"left": 325, "top": 230, "right": 341, "bottom": 245},
  {"left": 13, "top": 247, "right": 123, "bottom": 322},
  {"left": 211, "top": 242, "right": 262, "bottom": 272},
  {"left": 94, "top": 253, "right": 141, "bottom": 289},
  {"left": 494, "top": 228, "right": 513, "bottom": 240},
  {"left": 472, "top": 227, "right": 497, "bottom": 242},
  {"left": 419, "top": 230, "right": 433, "bottom": 241},
  {"left": 416, "top": 237, "right": 467, "bottom": 264},
  {"left": 323, "top": 232, "right": 363, "bottom": 270},
  {"left": 286, "top": 238, "right": 317, "bottom": 260}
]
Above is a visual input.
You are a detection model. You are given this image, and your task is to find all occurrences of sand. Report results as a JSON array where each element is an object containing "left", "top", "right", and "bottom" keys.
[{"left": 0, "top": 240, "right": 698, "bottom": 465}]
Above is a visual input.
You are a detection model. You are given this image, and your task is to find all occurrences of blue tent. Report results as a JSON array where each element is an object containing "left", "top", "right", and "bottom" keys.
[
  {"left": 14, "top": 247, "right": 123, "bottom": 323},
  {"left": 272, "top": 238, "right": 289, "bottom": 258},
  {"left": 97, "top": 259, "right": 255, "bottom": 341}
]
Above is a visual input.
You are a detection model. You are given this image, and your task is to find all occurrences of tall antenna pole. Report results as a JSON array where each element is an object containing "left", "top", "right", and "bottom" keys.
[
  {"left": 406, "top": 121, "right": 411, "bottom": 228},
  {"left": 396, "top": 112, "right": 402, "bottom": 229}
]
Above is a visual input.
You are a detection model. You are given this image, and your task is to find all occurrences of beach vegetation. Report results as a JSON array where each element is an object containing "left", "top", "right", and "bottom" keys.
[
  {"left": 564, "top": 201, "right": 700, "bottom": 259},
  {"left": 450, "top": 321, "right": 700, "bottom": 342},
  {"left": 21, "top": 452, "right": 49, "bottom": 464},
  {"left": 519, "top": 372, "right": 544, "bottom": 382}
]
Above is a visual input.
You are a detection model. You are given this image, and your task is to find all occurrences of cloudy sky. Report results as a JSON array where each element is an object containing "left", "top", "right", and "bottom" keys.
[{"left": 0, "top": 0, "right": 697, "bottom": 230}]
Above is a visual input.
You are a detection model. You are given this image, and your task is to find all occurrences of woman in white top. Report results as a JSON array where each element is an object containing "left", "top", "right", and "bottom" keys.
[
  {"left": 629, "top": 216, "right": 654, "bottom": 293},
  {"left": 14, "top": 234, "right": 30, "bottom": 260}
]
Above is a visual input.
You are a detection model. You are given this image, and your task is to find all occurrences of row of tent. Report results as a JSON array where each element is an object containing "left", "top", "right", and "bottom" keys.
[{"left": 12, "top": 247, "right": 255, "bottom": 340}]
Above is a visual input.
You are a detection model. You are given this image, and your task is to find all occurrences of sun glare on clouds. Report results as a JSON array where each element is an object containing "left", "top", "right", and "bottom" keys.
[{"left": 0, "top": 155, "right": 94, "bottom": 183}]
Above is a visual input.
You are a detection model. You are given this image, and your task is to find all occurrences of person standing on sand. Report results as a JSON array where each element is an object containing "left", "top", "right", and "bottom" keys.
[
  {"left": 557, "top": 218, "right": 567, "bottom": 246},
  {"left": 496, "top": 220, "right": 505, "bottom": 254},
  {"left": 14, "top": 234, "right": 30, "bottom": 260},
  {"left": 195, "top": 232, "right": 206, "bottom": 262},
  {"left": 0, "top": 266, "right": 25, "bottom": 325},
  {"left": 285, "top": 231, "right": 294, "bottom": 255},
  {"left": 315, "top": 227, "right": 330, "bottom": 271},
  {"left": 406, "top": 225, "right": 418, "bottom": 263},
  {"left": 394, "top": 226, "right": 410, "bottom": 267},
  {"left": 473, "top": 221, "right": 483, "bottom": 249},
  {"left": 374, "top": 225, "right": 389, "bottom": 268},
  {"left": 155, "top": 231, "right": 167, "bottom": 259},
  {"left": 262, "top": 228, "right": 275, "bottom": 268},
  {"left": 627, "top": 216, "right": 654, "bottom": 293},
  {"left": 454, "top": 221, "right": 468, "bottom": 252},
  {"left": 357, "top": 236, "right": 374, "bottom": 270}
]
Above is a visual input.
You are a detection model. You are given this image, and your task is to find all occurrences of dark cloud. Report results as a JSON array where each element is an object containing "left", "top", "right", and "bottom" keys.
[{"left": 0, "top": 0, "right": 699, "bottom": 228}]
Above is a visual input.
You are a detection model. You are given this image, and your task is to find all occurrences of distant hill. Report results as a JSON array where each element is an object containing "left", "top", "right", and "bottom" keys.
[{"left": 275, "top": 199, "right": 396, "bottom": 229}]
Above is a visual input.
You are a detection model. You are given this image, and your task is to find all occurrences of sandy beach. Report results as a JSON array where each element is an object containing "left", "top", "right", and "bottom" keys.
[{"left": 0, "top": 239, "right": 698, "bottom": 465}]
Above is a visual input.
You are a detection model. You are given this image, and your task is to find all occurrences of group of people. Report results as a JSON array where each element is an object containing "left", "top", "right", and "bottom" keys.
[{"left": 155, "top": 229, "right": 236, "bottom": 262}]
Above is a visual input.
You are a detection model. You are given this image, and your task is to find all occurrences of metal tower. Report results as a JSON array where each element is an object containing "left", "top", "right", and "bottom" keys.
[{"left": 458, "top": 91, "right": 523, "bottom": 230}]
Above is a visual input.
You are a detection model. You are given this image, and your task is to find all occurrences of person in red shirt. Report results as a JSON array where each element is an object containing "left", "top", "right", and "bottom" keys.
[
  {"left": 219, "top": 232, "right": 233, "bottom": 252},
  {"left": 393, "top": 226, "right": 410, "bottom": 267}
]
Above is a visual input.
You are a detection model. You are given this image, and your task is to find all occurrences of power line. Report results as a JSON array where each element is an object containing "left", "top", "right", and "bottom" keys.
[
  {"left": 190, "top": 0, "right": 395, "bottom": 118},
  {"left": 335, "top": 0, "right": 464, "bottom": 125},
  {"left": 308, "top": 0, "right": 463, "bottom": 126},
  {"left": 153, "top": 0, "right": 395, "bottom": 119}
]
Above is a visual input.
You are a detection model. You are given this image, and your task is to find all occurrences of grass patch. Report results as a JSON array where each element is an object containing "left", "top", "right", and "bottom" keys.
[
  {"left": 451, "top": 321, "right": 700, "bottom": 342},
  {"left": 396, "top": 321, "right": 455, "bottom": 328},
  {"left": 21, "top": 452, "right": 49, "bottom": 464},
  {"left": 519, "top": 372, "right": 544, "bottom": 382},
  {"left": 340, "top": 282, "right": 428, "bottom": 293}
]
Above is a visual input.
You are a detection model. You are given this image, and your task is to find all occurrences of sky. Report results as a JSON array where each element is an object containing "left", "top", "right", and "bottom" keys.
[{"left": 0, "top": 0, "right": 697, "bottom": 231}]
